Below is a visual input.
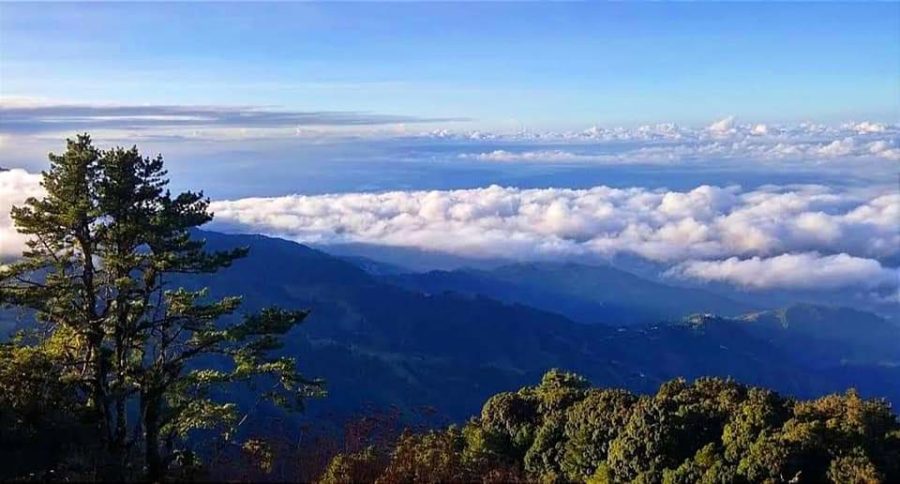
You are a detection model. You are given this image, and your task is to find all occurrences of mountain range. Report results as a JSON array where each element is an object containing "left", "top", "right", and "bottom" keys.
[
  {"left": 3, "top": 230, "right": 898, "bottom": 423},
  {"left": 196, "top": 231, "right": 900, "bottom": 421},
  {"left": 383, "top": 262, "right": 753, "bottom": 325}
]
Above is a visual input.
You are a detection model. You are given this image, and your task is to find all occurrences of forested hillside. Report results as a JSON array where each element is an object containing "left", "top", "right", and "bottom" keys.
[
  {"left": 193, "top": 230, "right": 900, "bottom": 419},
  {"left": 321, "top": 370, "right": 900, "bottom": 483}
]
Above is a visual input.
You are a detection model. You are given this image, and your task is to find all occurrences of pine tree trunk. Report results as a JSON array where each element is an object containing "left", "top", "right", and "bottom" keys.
[
  {"left": 114, "top": 328, "right": 128, "bottom": 451},
  {"left": 88, "top": 333, "right": 111, "bottom": 443},
  {"left": 112, "top": 395, "right": 127, "bottom": 478},
  {"left": 142, "top": 392, "right": 163, "bottom": 482}
]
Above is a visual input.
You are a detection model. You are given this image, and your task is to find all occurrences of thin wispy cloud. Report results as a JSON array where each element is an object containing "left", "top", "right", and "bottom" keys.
[{"left": 0, "top": 102, "right": 461, "bottom": 135}]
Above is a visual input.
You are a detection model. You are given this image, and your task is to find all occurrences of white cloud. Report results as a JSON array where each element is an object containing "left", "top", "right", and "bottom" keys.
[
  {"left": 459, "top": 148, "right": 688, "bottom": 165},
  {"left": 707, "top": 116, "right": 737, "bottom": 135},
  {"left": 453, "top": 119, "right": 900, "bottom": 166},
  {"left": 0, "top": 169, "right": 43, "bottom": 258},
  {"left": 461, "top": 150, "right": 600, "bottom": 163},
  {"left": 866, "top": 140, "right": 900, "bottom": 161},
  {"left": 850, "top": 121, "right": 887, "bottom": 134},
  {"left": 430, "top": 117, "right": 898, "bottom": 142},
  {"left": 816, "top": 137, "right": 856, "bottom": 157},
  {"left": 750, "top": 124, "right": 769, "bottom": 136},
  {"left": 458, "top": 137, "right": 899, "bottom": 166},
  {"left": 202, "top": 183, "right": 900, "bottom": 292},
  {"left": 669, "top": 253, "right": 897, "bottom": 290}
]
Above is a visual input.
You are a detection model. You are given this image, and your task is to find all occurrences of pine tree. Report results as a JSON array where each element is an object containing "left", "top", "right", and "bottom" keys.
[{"left": 0, "top": 134, "right": 322, "bottom": 480}]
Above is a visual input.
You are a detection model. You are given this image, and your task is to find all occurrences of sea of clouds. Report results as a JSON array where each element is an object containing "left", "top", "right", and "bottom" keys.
[
  {"left": 2, "top": 115, "right": 898, "bottom": 297},
  {"left": 1, "top": 169, "right": 897, "bottom": 295},
  {"left": 202, "top": 184, "right": 898, "bottom": 292},
  {"left": 3, "top": 106, "right": 899, "bottom": 172}
]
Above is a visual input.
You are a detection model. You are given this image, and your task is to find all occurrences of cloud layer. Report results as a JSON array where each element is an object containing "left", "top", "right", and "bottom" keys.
[
  {"left": 2, "top": 168, "right": 897, "bottom": 293},
  {"left": 207, "top": 184, "right": 897, "bottom": 262},
  {"left": 452, "top": 118, "right": 900, "bottom": 165},
  {"left": 2, "top": 99, "right": 896, "bottom": 170},
  {"left": 200, "top": 183, "right": 899, "bottom": 293}
]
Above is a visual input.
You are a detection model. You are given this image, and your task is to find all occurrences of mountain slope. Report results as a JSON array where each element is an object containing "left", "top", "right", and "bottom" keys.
[
  {"left": 385, "top": 261, "right": 752, "bottom": 325},
  {"left": 5, "top": 231, "right": 896, "bottom": 420},
  {"left": 192, "top": 231, "right": 898, "bottom": 420},
  {"left": 740, "top": 305, "right": 899, "bottom": 367}
]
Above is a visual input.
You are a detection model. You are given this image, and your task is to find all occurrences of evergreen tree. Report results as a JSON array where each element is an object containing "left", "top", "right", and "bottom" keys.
[{"left": 0, "top": 134, "right": 321, "bottom": 480}]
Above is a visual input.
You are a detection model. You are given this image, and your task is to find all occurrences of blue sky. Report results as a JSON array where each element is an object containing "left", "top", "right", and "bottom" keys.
[
  {"left": 0, "top": 2, "right": 898, "bottom": 200},
  {"left": 1, "top": 2, "right": 898, "bottom": 130}
]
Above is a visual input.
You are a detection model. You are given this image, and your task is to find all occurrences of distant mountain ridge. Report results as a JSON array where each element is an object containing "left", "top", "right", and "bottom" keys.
[
  {"left": 384, "top": 261, "right": 753, "bottom": 325},
  {"left": 192, "top": 231, "right": 900, "bottom": 419},
  {"left": 691, "top": 304, "right": 900, "bottom": 368}
]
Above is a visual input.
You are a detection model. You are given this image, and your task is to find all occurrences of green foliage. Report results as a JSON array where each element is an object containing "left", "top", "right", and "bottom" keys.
[
  {"left": 478, "top": 368, "right": 590, "bottom": 469},
  {"left": 0, "top": 135, "right": 321, "bottom": 480},
  {"left": 480, "top": 390, "right": 541, "bottom": 461},
  {"left": 662, "top": 444, "right": 737, "bottom": 484},
  {"left": 241, "top": 438, "right": 275, "bottom": 475},
  {"left": 319, "top": 446, "right": 385, "bottom": 484},
  {"left": 561, "top": 388, "right": 638, "bottom": 480},
  {"left": 0, "top": 336, "right": 97, "bottom": 479},
  {"left": 321, "top": 370, "right": 900, "bottom": 483},
  {"left": 522, "top": 370, "right": 591, "bottom": 480},
  {"left": 523, "top": 414, "right": 567, "bottom": 481},
  {"left": 378, "top": 427, "right": 471, "bottom": 483},
  {"left": 827, "top": 448, "right": 883, "bottom": 483},
  {"left": 721, "top": 387, "right": 791, "bottom": 463}
]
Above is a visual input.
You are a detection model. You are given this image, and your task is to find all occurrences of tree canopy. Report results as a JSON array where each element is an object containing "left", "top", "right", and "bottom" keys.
[{"left": 322, "top": 370, "right": 900, "bottom": 483}]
